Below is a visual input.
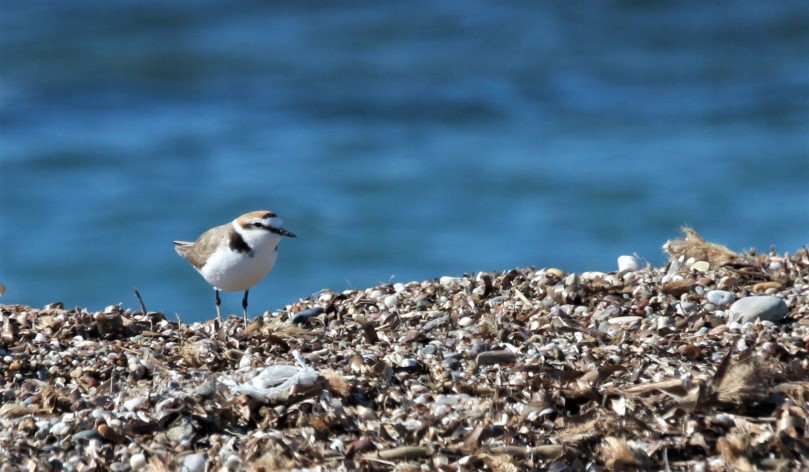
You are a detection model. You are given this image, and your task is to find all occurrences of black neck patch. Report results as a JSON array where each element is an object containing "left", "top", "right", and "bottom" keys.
[{"left": 229, "top": 231, "right": 253, "bottom": 255}]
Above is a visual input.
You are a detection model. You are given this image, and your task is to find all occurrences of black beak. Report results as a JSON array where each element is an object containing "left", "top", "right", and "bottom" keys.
[{"left": 270, "top": 227, "right": 296, "bottom": 238}]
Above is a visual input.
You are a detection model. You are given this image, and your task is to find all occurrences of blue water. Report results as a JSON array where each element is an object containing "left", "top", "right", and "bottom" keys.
[{"left": 1, "top": 1, "right": 807, "bottom": 322}]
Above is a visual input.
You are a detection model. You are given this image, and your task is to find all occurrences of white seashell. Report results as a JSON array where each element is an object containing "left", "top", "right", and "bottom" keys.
[
  {"left": 384, "top": 294, "right": 399, "bottom": 309},
  {"left": 690, "top": 260, "right": 710, "bottom": 272},
  {"left": 181, "top": 453, "right": 207, "bottom": 472},
  {"left": 123, "top": 397, "right": 143, "bottom": 412},
  {"left": 617, "top": 255, "right": 642, "bottom": 272},
  {"left": 130, "top": 453, "right": 147, "bottom": 471},
  {"left": 50, "top": 421, "right": 70, "bottom": 437}
]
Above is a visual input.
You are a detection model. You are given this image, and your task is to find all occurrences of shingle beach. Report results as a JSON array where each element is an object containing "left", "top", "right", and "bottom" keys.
[{"left": 1, "top": 229, "right": 807, "bottom": 471}]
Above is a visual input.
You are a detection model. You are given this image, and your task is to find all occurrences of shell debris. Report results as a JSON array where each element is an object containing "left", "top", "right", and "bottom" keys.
[{"left": 0, "top": 237, "right": 807, "bottom": 469}]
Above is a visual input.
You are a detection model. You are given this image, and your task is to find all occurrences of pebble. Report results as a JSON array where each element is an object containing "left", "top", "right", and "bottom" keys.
[
  {"left": 195, "top": 380, "right": 217, "bottom": 399},
  {"left": 435, "top": 394, "right": 471, "bottom": 405},
  {"left": 439, "top": 276, "right": 467, "bottom": 287},
  {"left": 71, "top": 429, "right": 101, "bottom": 442},
  {"left": 167, "top": 416, "right": 195, "bottom": 443},
  {"left": 223, "top": 455, "right": 241, "bottom": 472},
  {"left": 36, "top": 368, "right": 48, "bottom": 381},
  {"left": 690, "top": 260, "right": 710, "bottom": 272},
  {"left": 0, "top": 244, "right": 804, "bottom": 470},
  {"left": 50, "top": 421, "right": 70, "bottom": 437},
  {"left": 129, "top": 453, "right": 146, "bottom": 471},
  {"left": 656, "top": 316, "right": 676, "bottom": 333},
  {"left": 384, "top": 294, "right": 399, "bottom": 309},
  {"left": 476, "top": 350, "right": 517, "bottom": 366},
  {"left": 676, "top": 302, "right": 698, "bottom": 315},
  {"left": 415, "top": 297, "right": 431, "bottom": 309},
  {"left": 469, "top": 339, "right": 487, "bottom": 356},
  {"left": 289, "top": 306, "right": 324, "bottom": 324},
  {"left": 607, "top": 316, "right": 643, "bottom": 325},
  {"left": 729, "top": 296, "right": 788, "bottom": 323},
  {"left": 617, "top": 255, "right": 642, "bottom": 272},
  {"left": 123, "top": 397, "right": 143, "bottom": 411},
  {"left": 706, "top": 290, "right": 734, "bottom": 306},
  {"left": 181, "top": 453, "right": 207, "bottom": 472},
  {"left": 727, "top": 321, "right": 743, "bottom": 332},
  {"left": 422, "top": 314, "right": 447, "bottom": 332}
]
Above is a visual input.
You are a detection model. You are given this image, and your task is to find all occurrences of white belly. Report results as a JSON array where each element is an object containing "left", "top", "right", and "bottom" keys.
[{"left": 199, "top": 245, "right": 278, "bottom": 292}]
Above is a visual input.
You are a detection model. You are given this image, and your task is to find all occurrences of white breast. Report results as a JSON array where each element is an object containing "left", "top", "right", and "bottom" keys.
[{"left": 199, "top": 244, "right": 279, "bottom": 292}]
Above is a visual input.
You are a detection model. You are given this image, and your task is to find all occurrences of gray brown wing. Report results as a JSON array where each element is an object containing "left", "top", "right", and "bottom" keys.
[{"left": 173, "top": 223, "right": 229, "bottom": 269}]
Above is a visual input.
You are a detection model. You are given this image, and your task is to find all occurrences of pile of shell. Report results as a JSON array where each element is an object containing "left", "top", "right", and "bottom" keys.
[{"left": 0, "top": 229, "right": 807, "bottom": 470}]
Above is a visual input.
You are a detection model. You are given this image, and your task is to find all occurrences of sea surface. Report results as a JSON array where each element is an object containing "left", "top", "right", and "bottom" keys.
[{"left": 1, "top": 1, "right": 807, "bottom": 322}]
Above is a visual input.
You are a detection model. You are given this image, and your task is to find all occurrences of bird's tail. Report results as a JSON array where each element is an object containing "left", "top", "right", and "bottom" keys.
[{"left": 173, "top": 240, "right": 193, "bottom": 257}]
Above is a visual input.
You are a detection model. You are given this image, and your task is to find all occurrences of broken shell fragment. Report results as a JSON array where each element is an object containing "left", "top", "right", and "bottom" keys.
[{"left": 0, "top": 235, "right": 805, "bottom": 469}]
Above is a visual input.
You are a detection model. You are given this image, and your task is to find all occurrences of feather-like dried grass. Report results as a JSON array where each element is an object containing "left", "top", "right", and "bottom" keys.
[
  {"left": 145, "top": 455, "right": 171, "bottom": 472},
  {"left": 321, "top": 369, "right": 349, "bottom": 397},
  {"left": 246, "top": 451, "right": 295, "bottom": 472},
  {"left": 600, "top": 437, "right": 651, "bottom": 469},
  {"left": 262, "top": 320, "right": 315, "bottom": 339},
  {"left": 715, "top": 360, "right": 769, "bottom": 404},
  {"left": 559, "top": 415, "right": 603, "bottom": 443},
  {"left": 716, "top": 431, "right": 755, "bottom": 472},
  {"left": 663, "top": 226, "right": 744, "bottom": 267},
  {"left": 0, "top": 403, "right": 38, "bottom": 418},
  {"left": 482, "top": 454, "right": 519, "bottom": 472},
  {"left": 477, "top": 311, "right": 499, "bottom": 337}
]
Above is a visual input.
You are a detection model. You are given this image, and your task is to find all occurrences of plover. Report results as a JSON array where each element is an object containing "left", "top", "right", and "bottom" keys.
[{"left": 174, "top": 210, "right": 296, "bottom": 324}]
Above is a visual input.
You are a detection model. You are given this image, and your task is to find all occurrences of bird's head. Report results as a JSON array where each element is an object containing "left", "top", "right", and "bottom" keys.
[{"left": 234, "top": 210, "right": 296, "bottom": 248}]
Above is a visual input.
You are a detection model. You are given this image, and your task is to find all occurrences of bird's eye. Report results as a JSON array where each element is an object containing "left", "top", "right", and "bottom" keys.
[{"left": 252, "top": 222, "right": 264, "bottom": 228}]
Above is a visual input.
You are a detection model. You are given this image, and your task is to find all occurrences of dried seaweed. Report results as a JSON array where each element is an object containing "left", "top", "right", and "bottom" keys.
[{"left": 0, "top": 233, "right": 806, "bottom": 470}]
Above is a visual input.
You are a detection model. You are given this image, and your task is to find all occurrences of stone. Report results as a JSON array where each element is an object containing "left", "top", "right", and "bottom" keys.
[
  {"left": 729, "top": 296, "right": 788, "bottom": 323},
  {"left": 439, "top": 276, "right": 466, "bottom": 287},
  {"left": 706, "top": 290, "right": 734, "bottom": 306},
  {"left": 690, "top": 260, "right": 710, "bottom": 272},
  {"left": 617, "top": 255, "right": 642, "bottom": 272},
  {"left": 608, "top": 315, "right": 643, "bottom": 325},
  {"left": 676, "top": 302, "right": 698, "bottom": 315},
  {"left": 130, "top": 453, "right": 146, "bottom": 471},
  {"left": 181, "top": 453, "right": 207, "bottom": 472},
  {"left": 384, "top": 294, "right": 399, "bottom": 309},
  {"left": 289, "top": 306, "right": 324, "bottom": 324},
  {"left": 122, "top": 397, "right": 143, "bottom": 411}
]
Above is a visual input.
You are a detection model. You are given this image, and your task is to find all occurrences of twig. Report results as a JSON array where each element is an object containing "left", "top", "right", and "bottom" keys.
[
  {"left": 175, "top": 313, "right": 184, "bottom": 346},
  {"left": 134, "top": 288, "right": 148, "bottom": 315}
]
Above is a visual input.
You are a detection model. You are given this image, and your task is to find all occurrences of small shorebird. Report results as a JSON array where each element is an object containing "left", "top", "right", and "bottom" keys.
[{"left": 174, "top": 210, "right": 296, "bottom": 324}]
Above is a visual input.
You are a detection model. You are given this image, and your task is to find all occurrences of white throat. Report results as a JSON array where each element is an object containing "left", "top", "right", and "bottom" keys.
[{"left": 232, "top": 219, "right": 282, "bottom": 251}]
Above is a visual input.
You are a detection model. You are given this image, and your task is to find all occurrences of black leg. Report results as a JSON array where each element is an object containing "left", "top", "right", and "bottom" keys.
[
  {"left": 242, "top": 289, "right": 249, "bottom": 323},
  {"left": 214, "top": 289, "right": 222, "bottom": 324}
]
